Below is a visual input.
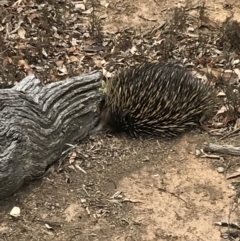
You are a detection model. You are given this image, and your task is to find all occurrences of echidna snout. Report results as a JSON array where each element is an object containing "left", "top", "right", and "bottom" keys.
[{"left": 96, "top": 62, "right": 214, "bottom": 138}]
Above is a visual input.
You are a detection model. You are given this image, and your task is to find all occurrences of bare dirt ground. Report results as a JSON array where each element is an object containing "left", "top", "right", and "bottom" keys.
[
  {"left": 0, "top": 131, "right": 238, "bottom": 241},
  {"left": 1, "top": 0, "right": 240, "bottom": 241}
]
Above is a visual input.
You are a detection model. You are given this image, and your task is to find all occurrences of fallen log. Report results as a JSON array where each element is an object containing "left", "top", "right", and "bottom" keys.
[{"left": 0, "top": 71, "right": 103, "bottom": 199}]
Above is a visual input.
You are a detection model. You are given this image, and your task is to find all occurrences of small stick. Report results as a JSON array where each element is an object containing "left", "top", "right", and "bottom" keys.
[
  {"left": 158, "top": 188, "right": 189, "bottom": 208},
  {"left": 220, "top": 127, "right": 240, "bottom": 140}
]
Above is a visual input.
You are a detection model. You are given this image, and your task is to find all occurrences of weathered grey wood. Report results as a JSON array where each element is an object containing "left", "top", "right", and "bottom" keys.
[
  {"left": 204, "top": 143, "right": 240, "bottom": 156},
  {"left": 0, "top": 71, "right": 103, "bottom": 199}
]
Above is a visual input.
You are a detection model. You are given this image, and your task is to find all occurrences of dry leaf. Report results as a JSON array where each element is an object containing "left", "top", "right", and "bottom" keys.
[
  {"left": 16, "top": 42, "right": 26, "bottom": 49},
  {"left": 102, "top": 68, "right": 112, "bottom": 78},
  {"left": 18, "top": 59, "right": 33, "bottom": 75},
  {"left": 214, "top": 106, "right": 228, "bottom": 119},
  {"left": 28, "top": 12, "right": 40, "bottom": 22},
  {"left": 222, "top": 70, "right": 239, "bottom": 84},
  {"left": 130, "top": 46, "right": 137, "bottom": 54},
  {"left": 92, "top": 57, "right": 102, "bottom": 68},
  {"left": 11, "top": 0, "right": 24, "bottom": 7},
  {"left": 0, "top": 24, "right": 4, "bottom": 31},
  {"left": 232, "top": 59, "right": 240, "bottom": 65},
  {"left": 234, "top": 118, "right": 240, "bottom": 129},
  {"left": 202, "top": 66, "right": 221, "bottom": 78},
  {"left": 200, "top": 16, "right": 218, "bottom": 29},
  {"left": 69, "top": 152, "right": 77, "bottom": 164},
  {"left": 69, "top": 56, "right": 79, "bottom": 63},
  {"left": 3, "top": 56, "right": 13, "bottom": 65},
  {"left": 82, "top": 8, "right": 93, "bottom": 14},
  {"left": 56, "top": 60, "right": 64, "bottom": 67},
  {"left": 84, "top": 37, "right": 97, "bottom": 45},
  {"left": 17, "top": 27, "right": 26, "bottom": 39},
  {"left": 67, "top": 47, "right": 76, "bottom": 53},
  {"left": 70, "top": 38, "right": 78, "bottom": 46},
  {"left": 41, "top": 48, "right": 48, "bottom": 57},
  {"left": 234, "top": 68, "right": 240, "bottom": 79},
  {"left": 74, "top": 3, "right": 85, "bottom": 10},
  {"left": 57, "top": 65, "right": 68, "bottom": 75},
  {"left": 0, "top": 0, "right": 9, "bottom": 6},
  {"left": 213, "top": 105, "right": 237, "bottom": 124}
]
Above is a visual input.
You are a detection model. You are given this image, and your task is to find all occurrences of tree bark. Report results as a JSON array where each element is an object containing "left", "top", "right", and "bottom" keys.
[{"left": 0, "top": 71, "right": 103, "bottom": 199}]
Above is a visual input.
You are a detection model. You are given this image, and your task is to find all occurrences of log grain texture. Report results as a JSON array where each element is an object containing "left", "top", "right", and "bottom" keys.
[{"left": 0, "top": 71, "right": 103, "bottom": 199}]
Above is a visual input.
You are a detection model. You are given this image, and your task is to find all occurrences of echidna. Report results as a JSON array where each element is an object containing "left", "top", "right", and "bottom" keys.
[{"left": 95, "top": 62, "right": 214, "bottom": 138}]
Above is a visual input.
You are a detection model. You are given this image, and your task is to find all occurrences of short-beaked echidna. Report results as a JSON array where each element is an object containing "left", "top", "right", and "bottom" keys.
[{"left": 96, "top": 62, "right": 214, "bottom": 138}]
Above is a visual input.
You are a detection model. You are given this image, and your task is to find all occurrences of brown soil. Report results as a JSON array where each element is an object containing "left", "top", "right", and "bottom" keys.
[
  {"left": 1, "top": 0, "right": 240, "bottom": 241},
  {"left": 0, "top": 131, "right": 238, "bottom": 241}
]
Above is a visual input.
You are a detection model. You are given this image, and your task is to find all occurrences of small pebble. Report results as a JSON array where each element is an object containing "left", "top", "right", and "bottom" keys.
[
  {"left": 217, "top": 167, "right": 225, "bottom": 173},
  {"left": 10, "top": 206, "right": 20, "bottom": 218},
  {"left": 195, "top": 149, "right": 201, "bottom": 157}
]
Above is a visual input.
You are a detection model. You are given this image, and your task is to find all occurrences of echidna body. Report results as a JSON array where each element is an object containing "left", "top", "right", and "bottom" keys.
[{"left": 98, "top": 62, "right": 213, "bottom": 138}]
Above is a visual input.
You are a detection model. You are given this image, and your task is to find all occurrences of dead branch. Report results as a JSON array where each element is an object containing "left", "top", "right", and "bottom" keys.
[{"left": 204, "top": 143, "right": 240, "bottom": 156}]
